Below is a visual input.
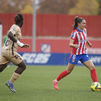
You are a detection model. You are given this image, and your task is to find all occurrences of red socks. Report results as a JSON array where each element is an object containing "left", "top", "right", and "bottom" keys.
[
  {"left": 90, "top": 68, "right": 98, "bottom": 82},
  {"left": 57, "top": 70, "right": 69, "bottom": 81},
  {"left": 56, "top": 68, "right": 98, "bottom": 82}
]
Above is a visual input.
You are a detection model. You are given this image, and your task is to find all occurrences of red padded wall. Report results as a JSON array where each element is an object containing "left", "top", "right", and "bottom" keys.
[
  {"left": 0, "top": 13, "right": 101, "bottom": 37},
  {"left": 17, "top": 38, "right": 101, "bottom": 54}
]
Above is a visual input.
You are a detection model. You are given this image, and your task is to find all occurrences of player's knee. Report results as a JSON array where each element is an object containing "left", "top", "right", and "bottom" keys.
[
  {"left": 89, "top": 65, "right": 95, "bottom": 70},
  {"left": 65, "top": 69, "right": 71, "bottom": 74},
  {"left": 66, "top": 69, "right": 72, "bottom": 74},
  {"left": 15, "top": 61, "right": 26, "bottom": 74},
  {"left": 22, "top": 64, "right": 26, "bottom": 71},
  {"left": 19, "top": 61, "right": 26, "bottom": 69},
  {"left": 0, "top": 64, "right": 7, "bottom": 72},
  {"left": 0, "top": 68, "right": 3, "bottom": 72},
  {"left": 68, "top": 71, "right": 71, "bottom": 74},
  {"left": 90, "top": 67, "right": 96, "bottom": 71}
]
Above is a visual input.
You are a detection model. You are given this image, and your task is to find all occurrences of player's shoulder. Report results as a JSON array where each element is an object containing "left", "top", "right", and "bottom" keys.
[
  {"left": 70, "top": 30, "right": 78, "bottom": 38},
  {"left": 10, "top": 24, "right": 20, "bottom": 31},
  {"left": 71, "top": 29, "right": 78, "bottom": 35}
]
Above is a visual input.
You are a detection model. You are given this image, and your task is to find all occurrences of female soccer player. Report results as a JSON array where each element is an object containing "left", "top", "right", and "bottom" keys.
[
  {"left": 53, "top": 16, "right": 100, "bottom": 90},
  {"left": 0, "top": 14, "right": 29, "bottom": 93}
]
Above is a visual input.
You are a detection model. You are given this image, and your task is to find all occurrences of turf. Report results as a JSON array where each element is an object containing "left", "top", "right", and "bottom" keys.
[{"left": 0, "top": 65, "right": 101, "bottom": 101}]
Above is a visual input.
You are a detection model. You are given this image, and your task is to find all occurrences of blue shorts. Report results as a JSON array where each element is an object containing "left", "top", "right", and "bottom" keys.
[{"left": 69, "top": 54, "right": 90, "bottom": 64}]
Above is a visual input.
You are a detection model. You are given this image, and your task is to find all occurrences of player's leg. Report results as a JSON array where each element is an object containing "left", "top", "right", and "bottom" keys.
[
  {"left": 5, "top": 61, "right": 26, "bottom": 93},
  {"left": 10, "top": 60, "right": 26, "bottom": 83},
  {"left": 83, "top": 60, "right": 98, "bottom": 82},
  {"left": 53, "top": 63, "right": 75, "bottom": 90},
  {"left": 56, "top": 63, "right": 75, "bottom": 82},
  {"left": 0, "top": 64, "right": 8, "bottom": 72},
  {"left": 53, "top": 54, "right": 78, "bottom": 90},
  {"left": 81, "top": 54, "right": 98, "bottom": 82},
  {"left": 5, "top": 52, "right": 26, "bottom": 93},
  {"left": 0, "top": 56, "right": 9, "bottom": 72}
]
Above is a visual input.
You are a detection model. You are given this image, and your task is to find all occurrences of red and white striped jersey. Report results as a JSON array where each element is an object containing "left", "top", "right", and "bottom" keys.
[{"left": 70, "top": 28, "right": 87, "bottom": 55}]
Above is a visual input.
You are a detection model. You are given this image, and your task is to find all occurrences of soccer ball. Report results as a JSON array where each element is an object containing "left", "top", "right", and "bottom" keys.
[{"left": 91, "top": 82, "right": 101, "bottom": 91}]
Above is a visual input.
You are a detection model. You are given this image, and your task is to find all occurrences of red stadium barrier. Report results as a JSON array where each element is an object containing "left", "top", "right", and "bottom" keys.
[
  {"left": 18, "top": 38, "right": 101, "bottom": 54},
  {"left": 0, "top": 13, "right": 101, "bottom": 37}
]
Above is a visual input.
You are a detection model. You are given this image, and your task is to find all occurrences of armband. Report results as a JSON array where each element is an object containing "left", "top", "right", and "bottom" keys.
[{"left": 17, "top": 40, "right": 24, "bottom": 47}]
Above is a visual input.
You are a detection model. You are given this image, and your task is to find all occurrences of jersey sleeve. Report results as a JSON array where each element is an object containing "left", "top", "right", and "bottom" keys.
[{"left": 70, "top": 32, "right": 77, "bottom": 40}]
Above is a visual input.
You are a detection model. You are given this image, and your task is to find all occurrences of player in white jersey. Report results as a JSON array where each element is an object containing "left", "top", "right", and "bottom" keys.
[
  {"left": 53, "top": 16, "right": 100, "bottom": 90},
  {"left": 0, "top": 14, "right": 29, "bottom": 93}
]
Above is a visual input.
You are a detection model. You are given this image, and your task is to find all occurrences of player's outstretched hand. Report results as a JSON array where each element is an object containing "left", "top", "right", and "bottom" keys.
[{"left": 22, "top": 44, "right": 29, "bottom": 48}]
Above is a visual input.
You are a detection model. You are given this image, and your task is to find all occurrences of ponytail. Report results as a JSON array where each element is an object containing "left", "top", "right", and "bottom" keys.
[{"left": 73, "top": 16, "right": 83, "bottom": 30}]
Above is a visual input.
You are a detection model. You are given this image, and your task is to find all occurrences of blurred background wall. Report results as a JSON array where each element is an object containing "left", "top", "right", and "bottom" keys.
[
  {"left": 0, "top": 13, "right": 101, "bottom": 37},
  {"left": 0, "top": 0, "right": 101, "bottom": 53}
]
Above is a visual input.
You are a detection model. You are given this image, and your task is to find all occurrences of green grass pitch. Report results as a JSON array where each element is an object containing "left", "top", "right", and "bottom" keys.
[{"left": 0, "top": 65, "right": 101, "bottom": 101}]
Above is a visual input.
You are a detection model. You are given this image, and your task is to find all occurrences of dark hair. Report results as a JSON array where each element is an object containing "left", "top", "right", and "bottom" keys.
[
  {"left": 73, "top": 16, "right": 84, "bottom": 30},
  {"left": 15, "top": 14, "right": 24, "bottom": 25},
  {"left": 0, "top": 21, "right": 1, "bottom": 24}
]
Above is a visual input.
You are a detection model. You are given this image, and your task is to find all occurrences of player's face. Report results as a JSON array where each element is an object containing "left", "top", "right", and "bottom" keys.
[
  {"left": 78, "top": 20, "right": 86, "bottom": 30},
  {"left": 19, "top": 20, "right": 23, "bottom": 28}
]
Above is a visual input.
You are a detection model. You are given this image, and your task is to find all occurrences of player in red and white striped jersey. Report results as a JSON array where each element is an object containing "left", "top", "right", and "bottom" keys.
[
  {"left": 71, "top": 27, "right": 87, "bottom": 55},
  {"left": 53, "top": 16, "right": 100, "bottom": 90}
]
